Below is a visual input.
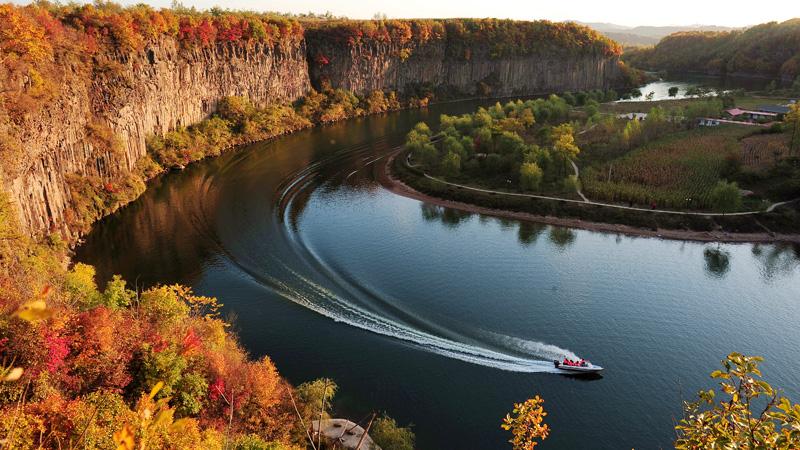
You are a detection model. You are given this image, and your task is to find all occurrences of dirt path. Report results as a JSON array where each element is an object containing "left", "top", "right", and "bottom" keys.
[
  {"left": 378, "top": 150, "right": 800, "bottom": 244},
  {"left": 423, "top": 156, "right": 794, "bottom": 217}
]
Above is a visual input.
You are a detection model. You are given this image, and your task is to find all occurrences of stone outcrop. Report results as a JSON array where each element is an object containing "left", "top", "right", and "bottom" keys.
[
  {"left": 8, "top": 38, "right": 309, "bottom": 240},
  {"left": 306, "top": 39, "right": 623, "bottom": 96},
  {"left": 5, "top": 32, "right": 624, "bottom": 240}
]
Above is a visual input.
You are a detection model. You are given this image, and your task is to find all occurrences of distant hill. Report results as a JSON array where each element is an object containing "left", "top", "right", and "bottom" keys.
[
  {"left": 580, "top": 22, "right": 738, "bottom": 47},
  {"left": 623, "top": 19, "right": 800, "bottom": 81}
]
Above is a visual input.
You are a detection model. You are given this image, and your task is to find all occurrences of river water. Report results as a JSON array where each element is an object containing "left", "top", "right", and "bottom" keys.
[{"left": 75, "top": 100, "right": 800, "bottom": 449}]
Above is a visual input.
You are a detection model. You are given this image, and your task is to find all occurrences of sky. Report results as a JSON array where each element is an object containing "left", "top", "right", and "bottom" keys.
[{"left": 11, "top": 0, "right": 800, "bottom": 27}]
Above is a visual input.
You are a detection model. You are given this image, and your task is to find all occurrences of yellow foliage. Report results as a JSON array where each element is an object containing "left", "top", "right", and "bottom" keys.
[
  {"left": 0, "top": 5, "right": 53, "bottom": 65},
  {"left": 501, "top": 395, "right": 550, "bottom": 450}
]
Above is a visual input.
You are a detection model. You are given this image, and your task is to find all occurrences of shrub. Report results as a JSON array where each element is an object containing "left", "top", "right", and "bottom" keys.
[{"left": 370, "top": 416, "right": 415, "bottom": 450}]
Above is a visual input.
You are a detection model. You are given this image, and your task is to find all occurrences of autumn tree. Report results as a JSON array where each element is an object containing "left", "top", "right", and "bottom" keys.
[
  {"left": 551, "top": 123, "right": 580, "bottom": 176},
  {"left": 370, "top": 416, "right": 415, "bottom": 450},
  {"left": 675, "top": 353, "right": 800, "bottom": 449},
  {"left": 519, "top": 162, "right": 543, "bottom": 191},
  {"left": 785, "top": 103, "right": 800, "bottom": 156},
  {"left": 0, "top": 5, "right": 53, "bottom": 65},
  {"left": 501, "top": 395, "right": 550, "bottom": 449}
]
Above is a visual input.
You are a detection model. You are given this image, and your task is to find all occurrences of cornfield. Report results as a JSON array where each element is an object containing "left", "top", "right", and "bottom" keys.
[{"left": 582, "top": 127, "right": 746, "bottom": 210}]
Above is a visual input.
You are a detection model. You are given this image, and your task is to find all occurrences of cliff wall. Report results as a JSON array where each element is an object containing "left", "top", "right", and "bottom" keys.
[
  {"left": 307, "top": 39, "right": 623, "bottom": 97},
  {"left": 7, "top": 39, "right": 309, "bottom": 239},
  {"left": 4, "top": 20, "right": 624, "bottom": 240}
]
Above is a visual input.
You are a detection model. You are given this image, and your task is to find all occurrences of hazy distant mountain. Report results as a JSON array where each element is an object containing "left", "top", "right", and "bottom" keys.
[{"left": 579, "top": 22, "right": 739, "bottom": 47}]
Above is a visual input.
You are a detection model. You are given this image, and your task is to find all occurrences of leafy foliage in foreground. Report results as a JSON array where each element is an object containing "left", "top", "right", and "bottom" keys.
[
  {"left": 0, "top": 194, "right": 310, "bottom": 449},
  {"left": 504, "top": 354, "right": 800, "bottom": 450},
  {"left": 501, "top": 395, "right": 549, "bottom": 449},
  {"left": 676, "top": 353, "right": 800, "bottom": 449}
]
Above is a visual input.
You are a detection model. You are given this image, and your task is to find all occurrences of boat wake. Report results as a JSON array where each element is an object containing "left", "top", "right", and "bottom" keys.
[{"left": 218, "top": 142, "right": 577, "bottom": 374}]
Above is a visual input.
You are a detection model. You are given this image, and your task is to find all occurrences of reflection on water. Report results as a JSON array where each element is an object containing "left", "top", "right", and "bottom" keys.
[
  {"left": 517, "top": 222, "right": 547, "bottom": 246},
  {"left": 75, "top": 96, "right": 800, "bottom": 450},
  {"left": 704, "top": 247, "right": 732, "bottom": 278},
  {"left": 548, "top": 226, "right": 577, "bottom": 249},
  {"left": 752, "top": 243, "right": 800, "bottom": 280}
]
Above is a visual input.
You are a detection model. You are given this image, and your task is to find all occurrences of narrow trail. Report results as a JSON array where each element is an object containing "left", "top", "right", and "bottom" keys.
[{"left": 412, "top": 155, "right": 798, "bottom": 217}]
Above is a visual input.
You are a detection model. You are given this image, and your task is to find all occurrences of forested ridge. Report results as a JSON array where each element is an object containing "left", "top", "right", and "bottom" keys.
[{"left": 624, "top": 19, "right": 800, "bottom": 81}]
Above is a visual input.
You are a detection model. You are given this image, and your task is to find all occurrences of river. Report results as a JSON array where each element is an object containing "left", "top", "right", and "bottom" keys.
[{"left": 75, "top": 99, "right": 800, "bottom": 449}]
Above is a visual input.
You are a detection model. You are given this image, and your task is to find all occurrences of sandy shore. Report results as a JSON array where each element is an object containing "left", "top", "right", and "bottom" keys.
[{"left": 377, "top": 150, "right": 800, "bottom": 244}]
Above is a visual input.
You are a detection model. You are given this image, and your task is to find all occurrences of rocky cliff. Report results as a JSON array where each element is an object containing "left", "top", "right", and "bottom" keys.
[
  {"left": 7, "top": 39, "right": 309, "bottom": 240},
  {"left": 2, "top": 14, "right": 626, "bottom": 240},
  {"left": 306, "top": 38, "right": 623, "bottom": 97}
]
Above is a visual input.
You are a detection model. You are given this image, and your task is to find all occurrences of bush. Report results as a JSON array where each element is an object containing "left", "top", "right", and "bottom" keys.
[
  {"left": 370, "top": 416, "right": 415, "bottom": 450},
  {"left": 709, "top": 180, "right": 742, "bottom": 212},
  {"left": 519, "top": 162, "right": 543, "bottom": 191}
]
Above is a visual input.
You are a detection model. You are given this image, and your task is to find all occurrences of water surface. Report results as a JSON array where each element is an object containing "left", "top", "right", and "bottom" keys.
[{"left": 76, "top": 100, "right": 800, "bottom": 449}]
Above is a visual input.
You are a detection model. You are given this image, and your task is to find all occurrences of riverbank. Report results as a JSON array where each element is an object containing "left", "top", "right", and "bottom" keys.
[{"left": 381, "top": 148, "right": 800, "bottom": 244}]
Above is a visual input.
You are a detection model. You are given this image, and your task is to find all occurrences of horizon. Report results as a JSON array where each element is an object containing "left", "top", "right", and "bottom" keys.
[{"left": 8, "top": 0, "right": 800, "bottom": 27}]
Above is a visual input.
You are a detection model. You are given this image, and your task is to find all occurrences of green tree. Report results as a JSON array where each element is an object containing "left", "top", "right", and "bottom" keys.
[
  {"left": 519, "top": 162, "right": 543, "bottom": 191},
  {"left": 675, "top": 353, "right": 800, "bottom": 449},
  {"left": 65, "top": 263, "right": 102, "bottom": 309},
  {"left": 102, "top": 274, "right": 136, "bottom": 309},
  {"left": 622, "top": 119, "right": 643, "bottom": 149},
  {"left": 501, "top": 395, "right": 549, "bottom": 449},
  {"left": 709, "top": 180, "right": 742, "bottom": 213},
  {"left": 296, "top": 378, "right": 337, "bottom": 425},
  {"left": 441, "top": 151, "right": 461, "bottom": 177},
  {"left": 415, "top": 143, "right": 439, "bottom": 168},
  {"left": 442, "top": 136, "right": 465, "bottom": 158},
  {"left": 370, "top": 416, "right": 415, "bottom": 450}
]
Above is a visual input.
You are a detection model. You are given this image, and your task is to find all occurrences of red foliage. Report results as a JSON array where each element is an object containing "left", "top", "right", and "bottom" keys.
[
  {"left": 195, "top": 19, "right": 216, "bottom": 46},
  {"left": 45, "top": 331, "right": 70, "bottom": 374},
  {"left": 181, "top": 327, "right": 201, "bottom": 355},
  {"left": 209, "top": 377, "right": 225, "bottom": 401}
]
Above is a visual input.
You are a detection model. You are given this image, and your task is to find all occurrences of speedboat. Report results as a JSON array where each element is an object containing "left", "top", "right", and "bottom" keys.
[{"left": 554, "top": 359, "right": 604, "bottom": 373}]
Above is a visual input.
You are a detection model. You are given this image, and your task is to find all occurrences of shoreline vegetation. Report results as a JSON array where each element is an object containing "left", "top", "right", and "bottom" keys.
[
  {"left": 383, "top": 148, "right": 800, "bottom": 244},
  {"left": 388, "top": 93, "right": 800, "bottom": 243}
]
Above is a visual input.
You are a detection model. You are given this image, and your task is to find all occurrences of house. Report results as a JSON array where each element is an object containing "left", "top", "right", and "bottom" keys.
[
  {"left": 757, "top": 104, "right": 790, "bottom": 115},
  {"left": 723, "top": 108, "right": 777, "bottom": 121},
  {"left": 617, "top": 112, "right": 648, "bottom": 121}
]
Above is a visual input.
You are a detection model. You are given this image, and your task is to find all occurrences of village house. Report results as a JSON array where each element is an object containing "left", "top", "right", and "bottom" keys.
[{"left": 724, "top": 108, "right": 778, "bottom": 121}]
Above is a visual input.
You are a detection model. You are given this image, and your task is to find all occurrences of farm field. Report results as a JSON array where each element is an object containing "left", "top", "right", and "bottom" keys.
[{"left": 581, "top": 126, "right": 757, "bottom": 211}]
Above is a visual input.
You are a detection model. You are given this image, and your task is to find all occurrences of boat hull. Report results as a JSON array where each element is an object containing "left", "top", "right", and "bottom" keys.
[{"left": 554, "top": 361, "right": 604, "bottom": 373}]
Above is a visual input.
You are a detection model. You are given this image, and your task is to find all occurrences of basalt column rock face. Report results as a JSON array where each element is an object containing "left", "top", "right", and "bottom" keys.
[
  {"left": 8, "top": 38, "right": 310, "bottom": 239},
  {"left": 306, "top": 38, "right": 624, "bottom": 97},
  {"left": 8, "top": 23, "right": 624, "bottom": 241}
]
